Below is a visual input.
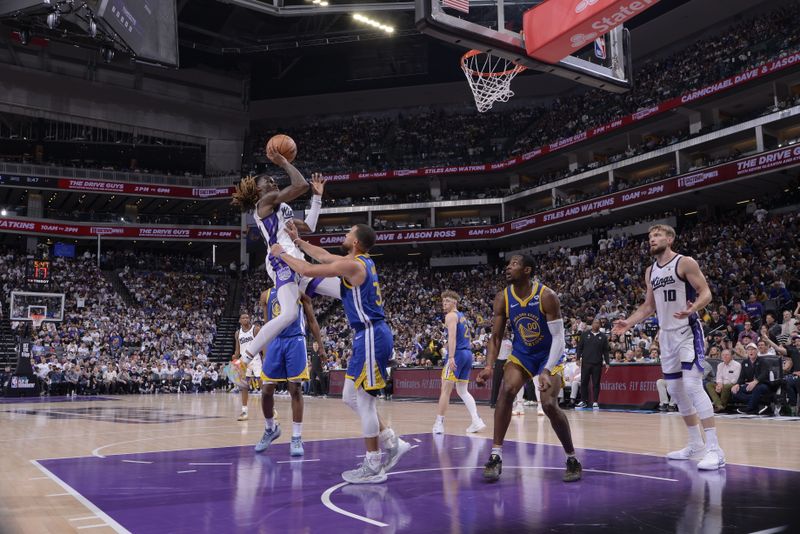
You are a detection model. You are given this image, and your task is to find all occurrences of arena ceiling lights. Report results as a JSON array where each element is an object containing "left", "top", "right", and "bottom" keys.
[{"left": 353, "top": 13, "right": 395, "bottom": 33}]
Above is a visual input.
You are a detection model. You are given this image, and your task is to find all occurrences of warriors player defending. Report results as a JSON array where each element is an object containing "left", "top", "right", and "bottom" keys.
[
  {"left": 613, "top": 224, "right": 724, "bottom": 470},
  {"left": 273, "top": 223, "right": 410, "bottom": 484},
  {"left": 254, "top": 289, "right": 325, "bottom": 456},
  {"left": 432, "top": 290, "right": 486, "bottom": 434},
  {"left": 232, "top": 313, "right": 260, "bottom": 421},
  {"left": 231, "top": 148, "right": 339, "bottom": 367},
  {"left": 477, "top": 254, "right": 582, "bottom": 483}
]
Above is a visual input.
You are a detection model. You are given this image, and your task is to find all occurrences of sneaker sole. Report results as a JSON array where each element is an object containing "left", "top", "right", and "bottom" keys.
[
  {"left": 466, "top": 424, "right": 486, "bottom": 433},
  {"left": 483, "top": 470, "right": 501, "bottom": 482},
  {"left": 342, "top": 473, "right": 388, "bottom": 484},
  {"left": 666, "top": 453, "right": 704, "bottom": 461}
]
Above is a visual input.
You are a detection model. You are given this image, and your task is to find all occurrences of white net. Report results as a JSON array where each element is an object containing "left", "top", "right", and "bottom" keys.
[{"left": 461, "top": 50, "right": 526, "bottom": 113}]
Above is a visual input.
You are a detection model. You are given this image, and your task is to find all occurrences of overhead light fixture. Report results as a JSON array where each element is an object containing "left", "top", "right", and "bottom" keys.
[
  {"left": 1, "top": 209, "right": 7, "bottom": 216},
  {"left": 352, "top": 13, "right": 394, "bottom": 34},
  {"left": 89, "top": 18, "right": 97, "bottom": 38},
  {"left": 46, "top": 11, "right": 60, "bottom": 30}
]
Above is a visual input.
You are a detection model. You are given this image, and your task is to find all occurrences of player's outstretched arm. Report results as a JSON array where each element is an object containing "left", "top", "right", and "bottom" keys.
[
  {"left": 285, "top": 220, "right": 340, "bottom": 264},
  {"left": 266, "top": 145, "right": 310, "bottom": 205},
  {"left": 272, "top": 243, "right": 366, "bottom": 286},
  {"left": 613, "top": 266, "right": 656, "bottom": 335},
  {"left": 232, "top": 334, "right": 240, "bottom": 361},
  {"left": 292, "top": 173, "right": 326, "bottom": 233},
  {"left": 477, "top": 291, "right": 507, "bottom": 385}
]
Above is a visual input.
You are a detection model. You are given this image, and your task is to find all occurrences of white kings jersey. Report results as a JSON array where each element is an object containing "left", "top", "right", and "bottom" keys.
[
  {"left": 650, "top": 254, "right": 698, "bottom": 331},
  {"left": 238, "top": 326, "right": 257, "bottom": 358},
  {"left": 252, "top": 202, "right": 304, "bottom": 264}
]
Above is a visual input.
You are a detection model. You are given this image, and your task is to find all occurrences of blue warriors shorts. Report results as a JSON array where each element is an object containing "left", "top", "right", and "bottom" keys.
[
  {"left": 507, "top": 352, "right": 565, "bottom": 384},
  {"left": 346, "top": 321, "right": 393, "bottom": 391},
  {"left": 442, "top": 349, "right": 473, "bottom": 383},
  {"left": 261, "top": 336, "right": 308, "bottom": 382}
]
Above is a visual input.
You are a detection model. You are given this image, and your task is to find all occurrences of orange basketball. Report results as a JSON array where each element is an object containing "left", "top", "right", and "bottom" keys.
[{"left": 266, "top": 134, "right": 297, "bottom": 163}]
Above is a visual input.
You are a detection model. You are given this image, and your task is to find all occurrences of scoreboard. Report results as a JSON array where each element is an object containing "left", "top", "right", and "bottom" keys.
[{"left": 25, "top": 259, "right": 51, "bottom": 288}]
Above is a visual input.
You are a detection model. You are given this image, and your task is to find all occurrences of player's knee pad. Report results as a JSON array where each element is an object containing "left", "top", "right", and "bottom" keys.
[
  {"left": 355, "top": 387, "right": 380, "bottom": 438},
  {"left": 455, "top": 381, "right": 471, "bottom": 399},
  {"left": 666, "top": 378, "right": 695, "bottom": 417},
  {"left": 683, "top": 372, "right": 714, "bottom": 420},
  {"left": 342, "top": 379, "right": 358, "bottom": 412}
]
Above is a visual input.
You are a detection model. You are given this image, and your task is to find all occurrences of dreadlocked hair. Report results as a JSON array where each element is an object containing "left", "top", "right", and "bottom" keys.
[{"left": 231, "top": 175, "right": 261, "bottom": 212}]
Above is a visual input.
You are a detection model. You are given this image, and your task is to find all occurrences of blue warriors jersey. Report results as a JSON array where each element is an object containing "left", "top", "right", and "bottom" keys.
[
  {"left": 505, "top": 282, "right": 552, "bottom": 362},
  {"left": 454, "top": 311, "right": 471, "bottom": 351},
  {"left": 342, "top": 254, "right": 385, "bottom": 330},
  {"left": 265, "top": 288, "right": 305, "bottom": 338}
]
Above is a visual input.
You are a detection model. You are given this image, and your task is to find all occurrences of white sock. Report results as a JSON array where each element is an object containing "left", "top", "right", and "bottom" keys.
[
  {"left": 265, "top": 418, "right": 274, "bottom": 430},
  {"left": 366, "top": 450, "right": 382, "bottom": 469},
  {"left": 242, "top": 406, "right": 248, "bottom": 413},
  {"left": 687, "top": 424, "right": 703, "bottom": 446},
  {"left": 435, "top": 415, "right": 444, "bottom": 424},
  {"left": 491, "top": 447, "right": 503, "bottom": 460},
  {"left": 704, "top": 427, "right": 719, "bottom": 449},
  {"left": 292, "top": 422, "right": 302, "bottom": 438},
  {"left": 379, "top": 428, "right": 396, "bottom": 447}
]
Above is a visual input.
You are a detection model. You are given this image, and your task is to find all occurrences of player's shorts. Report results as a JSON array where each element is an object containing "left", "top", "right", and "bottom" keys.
[
  {"left": 659, "top": 320, "right": 705, "bottom": 379},
  {"left": 506, "top": 352, "right": 565, "bottom": 385},
  {"left": 266, "top": 256, "right": 300, "bottom": 290},
  {"left": 261, "top": 336, "right": 309, "bottom": 382},
  {"left": 245, "top": 354, "right": 262, "bottom": 378},
  {"left": 346, "top": 320, "right": 393, "bottom": 391},
  {"left": 442, "top": 349, "right": 473, "bottom": 383}
]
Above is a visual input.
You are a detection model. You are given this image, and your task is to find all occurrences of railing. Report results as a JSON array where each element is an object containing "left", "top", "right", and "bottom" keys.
[{"left": 0, "top": 161, "right": 237, "bottom": 187}]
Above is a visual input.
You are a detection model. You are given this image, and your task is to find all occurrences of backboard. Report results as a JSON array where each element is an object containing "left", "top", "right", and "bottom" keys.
[
  {"left": 416, "top": 0, "right": 632, "bottom": 93},
  {"left": 9, "top": 292, "right": 65, "bottom": 323}
]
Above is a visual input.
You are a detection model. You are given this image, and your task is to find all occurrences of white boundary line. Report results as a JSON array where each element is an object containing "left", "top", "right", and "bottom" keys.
[
  {"left": 188, "top": 462, "right": 232, "bottom": 466},
  {"left": 747, "top": 526, "right": 789, "bottom": 534},
  {"left": 320, "top": 465, "right": 678, "bottom": 526},
  {"left": 30, "top": 460, "right": 130, "bottom": 534},
  {"left": 120, "top": 460, "right": 152, "bottom": 464},
  {"left": 320, "top": 482, "right": 389, "bottom": 528},
  {"left": 69, "top": 516, "right": 99, "bottom": 522},
  {"left": 77, "top": 524, "right": 109, "bottom": 530},
  {"left": 276, "top": 459, "right": 321, "bottom": 464},
  {"left": 177, "top": 470, "right": 197, "bottom": 474}
]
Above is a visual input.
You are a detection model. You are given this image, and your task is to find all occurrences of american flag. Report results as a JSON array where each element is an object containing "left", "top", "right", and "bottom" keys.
[{"left": 443, "top": 0, "right": 470, "bottom": 14}]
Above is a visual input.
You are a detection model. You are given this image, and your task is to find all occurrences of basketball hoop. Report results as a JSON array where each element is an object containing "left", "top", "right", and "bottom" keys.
[
  {"left": 30, "top": 314, "right": 45, "bottom": 330},
  {"left": 460, "top": 49, "right": 527, "bottom": 113}
]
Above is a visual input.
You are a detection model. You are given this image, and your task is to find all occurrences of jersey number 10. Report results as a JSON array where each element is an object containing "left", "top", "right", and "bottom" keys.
[{"left": 663, "top": 289, "right": 677, "bottom": 302}]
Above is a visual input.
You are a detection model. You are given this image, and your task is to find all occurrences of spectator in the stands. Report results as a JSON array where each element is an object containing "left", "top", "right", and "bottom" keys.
[
  {"left": 706, "top": 349, "right": 741, "bottom": 413},
  {"left": 731, "top": 343, "right": 772, "bottom": 415}
]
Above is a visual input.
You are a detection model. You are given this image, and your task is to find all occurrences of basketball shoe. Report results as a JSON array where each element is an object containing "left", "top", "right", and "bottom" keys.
[{"left": 254, "top": 423, "right": 281, "bottom": 453}]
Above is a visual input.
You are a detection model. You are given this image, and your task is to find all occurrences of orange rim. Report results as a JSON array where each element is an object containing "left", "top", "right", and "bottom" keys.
[{"left": 460, "top": 49, "right": 527, "bottom": 78}]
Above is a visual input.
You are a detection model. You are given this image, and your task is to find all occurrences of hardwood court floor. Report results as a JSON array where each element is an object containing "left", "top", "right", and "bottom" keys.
[{"left": 1, "top": 393, "right": 798, "bottom": 533}]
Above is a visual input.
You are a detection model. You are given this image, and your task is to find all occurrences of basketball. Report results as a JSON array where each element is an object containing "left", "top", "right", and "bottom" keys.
[{"left": 265, "top": 134, "right": 297, "bottom": 163}]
